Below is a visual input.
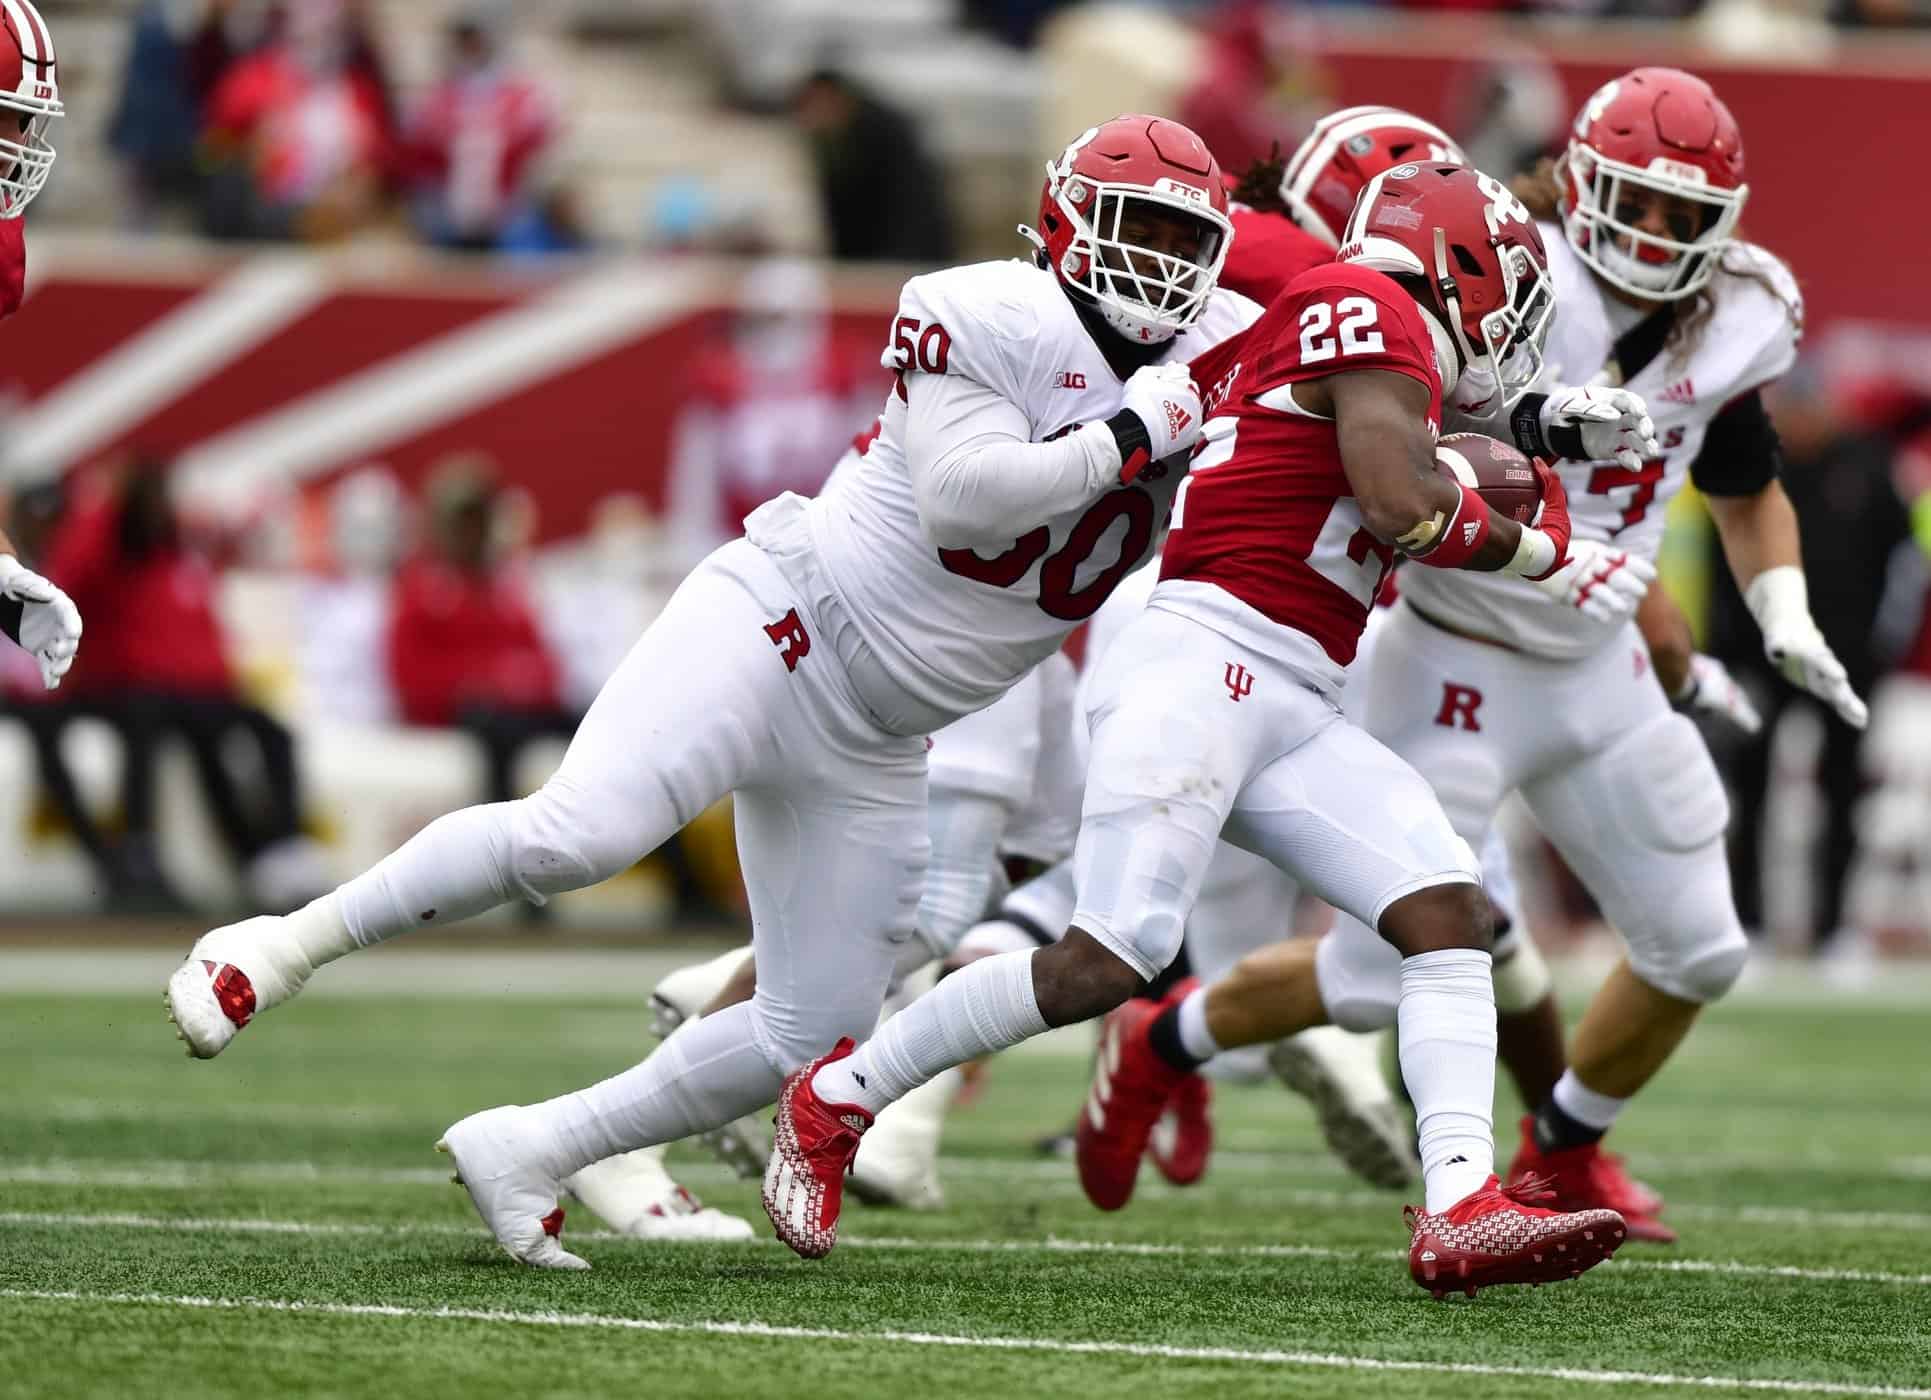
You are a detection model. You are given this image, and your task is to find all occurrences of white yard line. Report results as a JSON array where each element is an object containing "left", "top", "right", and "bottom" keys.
[
  {"left": 3, "top": 1210, "right": 1929, "bottom": 1290},
  {"left": 6, "top": 1158, "right": 1930, "bottom": 1231},
  {"left": 0, "top": 1287, "right": 1921, "bottom": 1398},
  {"left": 8, "top": 944, "right": 1931, "bottom": 1008}
]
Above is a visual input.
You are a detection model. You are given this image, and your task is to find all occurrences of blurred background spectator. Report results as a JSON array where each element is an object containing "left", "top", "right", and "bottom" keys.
[
  {"left": 39, "top": 457, "right": 330, "bottom": 911},
  {"left": 397, "top": 1, "right": 559, "bottom": 253},
  {"left": 298, "top": 464, "right": 407, "bottom": 729},
  {"left": 199, "top": 0, "right": 396, "bottom": 242},
  {"left": 792, "top": 69, "right": 954, "bottom": 264},
  {"left": 664, "top": 259, "right": 873, "bottom": 574},
  {"left": 386, "top": 454, "right": 573, "bottom": 809}
]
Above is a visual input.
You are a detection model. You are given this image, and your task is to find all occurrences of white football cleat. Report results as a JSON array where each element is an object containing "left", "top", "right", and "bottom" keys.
[
  {"left": 1269, "top": 1026, "right": 1417, "bottom": 1190},
  {"left": 564, "top": 1145, "right": 754, "bottom": 1242},
  {"left": 439, "top": 1105, "right": 589, "bottom": 1270},
  {"left": 848, "top": 1066, "right": 956, "bottom": 1211},
  {"left": 650, "top": 947, "right": 768, "bottom": 1179},
  {"left": 164, "top": 915, "right": 312, "bottom": 1060}
]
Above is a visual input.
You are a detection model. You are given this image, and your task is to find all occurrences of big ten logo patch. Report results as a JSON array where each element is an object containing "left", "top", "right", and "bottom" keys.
[
  {"left": 1434, "top": 683, "right": 1483, "bottom": 731},
  {"left": 764, "top": 609, "right": 811, "bottom": 673}
]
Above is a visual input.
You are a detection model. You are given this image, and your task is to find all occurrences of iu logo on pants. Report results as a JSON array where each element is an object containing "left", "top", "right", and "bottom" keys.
[
  {"left": 1434, "top": 683, "right": 1483, "bottom": 731},
  {"left": 1224, "top": 663, "right": 1254, "bottom": 703},
  {"left": 764, "top": 608, "right": 811, "bottom": 673}
]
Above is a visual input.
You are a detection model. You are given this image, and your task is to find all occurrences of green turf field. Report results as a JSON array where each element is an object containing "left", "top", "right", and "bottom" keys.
[{"left": 3, "top": 944, "right": 1928, "bottom": 1398}]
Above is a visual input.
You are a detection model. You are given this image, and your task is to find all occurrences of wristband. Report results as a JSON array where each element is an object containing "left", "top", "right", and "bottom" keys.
[
  {"left": 1515, "top": 392, "right": 1589, "bottom": 462},
  {"left": 1105, "top": 409, "right": 1153, "bottom": 485},
  {"left": 1500, "top": 526, "right": 1558, "bottom": 578},
  {"left": 1511, "top": 393, "right": 1552, "bottom": 459},
  {"left": 1743, "top": 565, "right": 1809, "bottom": 636},
  {"left": 1405, "top": 482, "right": 1492, "bottom": 569}
]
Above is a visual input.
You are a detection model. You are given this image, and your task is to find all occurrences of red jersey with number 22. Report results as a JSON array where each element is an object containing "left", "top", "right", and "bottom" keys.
[{"left": 1161, "top": 262, "right": 1441, "bottom": 668}]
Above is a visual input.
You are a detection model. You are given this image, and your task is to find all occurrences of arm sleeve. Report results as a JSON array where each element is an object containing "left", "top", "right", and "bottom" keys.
[
  {"left": 1689, "top": 390, "right": 1784, "bottom": 498},
  {"left": 904, "top": 369, "right": 1122, "bottom": 551}
]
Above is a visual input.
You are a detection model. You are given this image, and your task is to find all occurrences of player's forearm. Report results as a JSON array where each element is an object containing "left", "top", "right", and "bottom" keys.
[
  {"left": 1706, "top": 480, "right": 1802, "bottom": 594},
  {"left": 913, "top": 425, "right": 1120, "bottom": 550},
  {"left": 905, "top": 370, "right": 1126, "bottom": 550},
  {"left": 1637, "top": 584, "right": 1696, "bottom": 697}
]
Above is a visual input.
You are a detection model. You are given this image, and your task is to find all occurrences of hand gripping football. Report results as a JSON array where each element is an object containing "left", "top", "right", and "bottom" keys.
[{"left": 1434, "top": 433, "right": 1544, "bottom": 525}]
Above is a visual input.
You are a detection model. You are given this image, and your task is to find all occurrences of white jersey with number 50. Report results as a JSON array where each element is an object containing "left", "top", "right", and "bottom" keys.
[
  {"left": 797, "top": 258, "right": 1258, "bottom": 734},
  {"left": 1400, "top": 226, "right": 1801, "bottom": 660}
]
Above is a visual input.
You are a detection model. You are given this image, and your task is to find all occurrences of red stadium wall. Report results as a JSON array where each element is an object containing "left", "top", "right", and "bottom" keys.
[
  {"left": 0, "top": 251, "right": 900, "bottom": 544},
  {"left": 1309, "top": 29, "right": 1931, "bottom": 335}
]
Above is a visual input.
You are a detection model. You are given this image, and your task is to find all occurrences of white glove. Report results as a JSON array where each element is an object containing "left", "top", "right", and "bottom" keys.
[
  {"left": 1530, "top": 538, "right": 1656, "bottom": 623},
  {"left": 1745, "top": 566, "right": 1868, "bottom": 729},
  {"left": 1117, "top": 362, "right": 1204, "bottom": 477},
  {"left": 0, "top": 554, "right": 82, "bottom": 690},
  {"left": 1539, "top": 386, "right": 1659, "bottom": 471},
  {"left": 1671, "top": 653, "right": 1763, "bottom": 735}
]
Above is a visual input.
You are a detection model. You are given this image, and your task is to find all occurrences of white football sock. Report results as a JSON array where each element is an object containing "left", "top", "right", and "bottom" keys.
[
  {"left": 1175, "top": 984, "right": 1221, "bottom": 1062},
  {"left": 812, "top": 949, "right": 1045, "bottom": 1116},
  {"left": 1551, "top": 1069, "right": 1627, "bottom": 1133},
  {"left": 281, "top": 891, "right": 354, "bottom": 971},
  {"left": 335, "top": 803, "right": 529, "bottom": 951},
  {"left": 524, "top": 1002, "right": 783, "bottom": 1177},
  {"left": 1398, "top": 947, "right": 1497, "bottom": 1213}
]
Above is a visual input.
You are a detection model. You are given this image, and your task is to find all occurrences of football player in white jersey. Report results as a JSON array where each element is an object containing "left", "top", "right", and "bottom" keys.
[
  {"left": 0, "top": 0, "right": 81, "bottom": 691},
  {"left": 1075, "top": 69, "right": 1861, "bottom": 1244},
  {"left": 163, "top": 114, "right": 1261, "bottom": 1269}
]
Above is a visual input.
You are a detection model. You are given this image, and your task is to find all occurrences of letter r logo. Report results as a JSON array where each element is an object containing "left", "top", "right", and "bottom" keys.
[{"left": 1434, "top": 683, "right": 1483, "bottom": 731}]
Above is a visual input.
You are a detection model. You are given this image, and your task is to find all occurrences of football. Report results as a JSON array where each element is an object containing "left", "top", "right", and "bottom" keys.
[{"left": 1434, "top": 432, "right": 1543, "bottom": 524}]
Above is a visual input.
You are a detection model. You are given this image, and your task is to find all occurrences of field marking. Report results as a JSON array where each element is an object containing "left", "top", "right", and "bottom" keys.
[
  {"left": 5, "top": 1211, "right": 1930, "bottom": 1291},
  {"left": 9, "top": 943, "right": 1931, "bottom": 1008},
  {"left": 7, "top": 1157, "right": 1931, "bottom": 1232},
  {"left": 0, "top": 1287, "right": 1923, "bottom": 1398}
]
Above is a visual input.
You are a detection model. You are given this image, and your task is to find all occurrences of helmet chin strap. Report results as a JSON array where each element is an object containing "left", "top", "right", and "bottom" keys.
[{"left": 1423, "top": 227, "right": 1471, "bottom": 398}]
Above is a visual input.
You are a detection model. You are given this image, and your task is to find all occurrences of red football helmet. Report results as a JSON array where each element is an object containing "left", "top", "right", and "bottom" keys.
[
  {"left": 1339, "top": 162, "right": 1555, "bottom": 412},
  {"left": 1559, "top": 67, "right": 1747, "bottom": 302},
  {"left": 1021, "top": 115, "right": 1233, "bottom": 345},
  {"left": 1280, "top": 105, "right": 1466, "bottom": 247},
  {"left": 0, "top": 0, "right": 58, "bottom": 218}
]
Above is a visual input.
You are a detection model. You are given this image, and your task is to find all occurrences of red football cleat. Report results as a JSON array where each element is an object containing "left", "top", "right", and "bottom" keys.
[
  {"left": 1149, "top": 1070, "right": 1213, "bottom": 1186},
  {"left": 1506, "top": 1115, "right": 1676, "bottom": 1244},
  {"left": 1606, "top": 1150, "right": 1666, "bottom": 1219},
  {"left": 764, "top": 1038, "right": 873, "bottom": 1259},
  {"left": 1406, "top": 1173, "right": 1626, "bottom": 1298},
  {"left": 1076, "top": 998, "right": 1188, "bottom": 1211}
]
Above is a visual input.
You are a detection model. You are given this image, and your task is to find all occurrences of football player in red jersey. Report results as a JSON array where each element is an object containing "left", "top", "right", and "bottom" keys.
[
  {"left": 1083, "top": 70, "right": 1848, "bottom": 1247},
  {"left": 772, "top": 163, "right": 1632, "bottom": 1296},
  {"left": 0, "top": 0, "right": 80, "bottom": 690}
]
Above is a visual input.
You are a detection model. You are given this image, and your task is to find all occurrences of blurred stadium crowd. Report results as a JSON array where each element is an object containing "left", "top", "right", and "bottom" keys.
[{"left": 4, "top": 0, "right": 1931, "bottom": 963}]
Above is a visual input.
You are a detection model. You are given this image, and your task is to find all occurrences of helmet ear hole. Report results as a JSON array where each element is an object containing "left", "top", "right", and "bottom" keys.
[{"left": 1451, "top": 245, "right": 1485, "bottom": 278}]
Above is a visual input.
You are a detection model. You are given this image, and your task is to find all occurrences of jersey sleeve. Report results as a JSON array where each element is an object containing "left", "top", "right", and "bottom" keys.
[
  {"left": 1720, "top": 243, "right": 1804, "bottom": 398},
  {"left": 889, "top": 263, "right": 1038, "bottom": 406},
  {"left": 1247, "top": 265, "right": 1437, "bottom": 399},
  {"left": 1688, "top": 388, "right": 1784, "bottom": 497}
]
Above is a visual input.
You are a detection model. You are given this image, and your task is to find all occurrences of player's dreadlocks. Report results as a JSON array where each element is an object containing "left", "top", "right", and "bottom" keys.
[{"left": 1230, "top": 143, "right": 1288, "bottom": 215}]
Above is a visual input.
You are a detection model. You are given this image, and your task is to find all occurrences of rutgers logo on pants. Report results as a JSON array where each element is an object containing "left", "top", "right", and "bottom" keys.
[
  {"left": 764, "top": 609, "right": 811, "bottom": 673},
  {"left": 1435, "top": 683, "right": 1483, "bottom": 731}
]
